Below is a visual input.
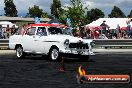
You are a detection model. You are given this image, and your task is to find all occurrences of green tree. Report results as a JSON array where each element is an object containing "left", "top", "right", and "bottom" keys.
[
  {"left": 27, "top": 5, "right": 45, "bottom": 18},
  {"left": 41, "top": 12, "right": 49, "bottom": 18},
  {"left": 87, "top": 8, "right": 105, "bottom": 22},
  {"left": 108, "top": 6, "right": 126, "bottom": 18},
  {"left": 51, "top": 0, "right": 62, "bottom": 19},
  {"left": 66, "top": 0, "right": 87, "bottom": 26},
  {"left": 4, "top": 0, "right": 18, "bottom": 17},
  {"left": 58, "top": 9, "right": 67, "bottom": 24},
  {"left": 128, "top": 10, "right": 132, "bottom": 17}
]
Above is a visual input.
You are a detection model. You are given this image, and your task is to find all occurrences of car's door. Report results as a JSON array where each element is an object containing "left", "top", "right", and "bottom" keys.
[
  {"left": 22, "top": 27, "right": 37, "bottom": 52},
  {"left": 32, "top": 27, "right": 48, "bottom": 53}
]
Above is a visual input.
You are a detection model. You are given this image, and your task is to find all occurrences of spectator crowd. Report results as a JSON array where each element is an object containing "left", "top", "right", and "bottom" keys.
[
  {"left": 0, "top": 24, "right": 18, "bottom": 39},
  {"left": 1, "top": 16, "right": 132, "bottom": 39},
  {"left": 72, "top": 16, "right": 132, "bottom": 39}
]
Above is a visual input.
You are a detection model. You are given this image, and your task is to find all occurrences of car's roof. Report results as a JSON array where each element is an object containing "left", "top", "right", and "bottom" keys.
[{"left": 28, "top": 23, "right": 60, "bottom": 27}]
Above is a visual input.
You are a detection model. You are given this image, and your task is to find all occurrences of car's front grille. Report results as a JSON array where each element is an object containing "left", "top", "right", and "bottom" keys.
[{"left": 69, "top": 43, "right": 89, "bottom": 49}]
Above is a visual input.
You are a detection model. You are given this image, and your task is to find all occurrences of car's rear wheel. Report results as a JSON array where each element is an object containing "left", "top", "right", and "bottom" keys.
[
  {"left": 49, "top": 47, "right": 60, "bottom": 61},
  {"left": 16, "top": 46, "right": 25, "bottom": 59}
]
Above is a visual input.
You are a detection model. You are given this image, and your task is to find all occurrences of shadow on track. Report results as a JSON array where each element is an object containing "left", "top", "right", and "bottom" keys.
[{"left": 19, "top": 55, "right": 95, "bottom": 63}]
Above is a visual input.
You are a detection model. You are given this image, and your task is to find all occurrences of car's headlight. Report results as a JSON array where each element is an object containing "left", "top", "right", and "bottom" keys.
[{"left": 64, "top": 39, "right": 69, "bottom": 46}]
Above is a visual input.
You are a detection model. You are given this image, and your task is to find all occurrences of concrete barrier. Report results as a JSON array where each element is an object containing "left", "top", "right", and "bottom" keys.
[
  {"left": 0, "top": 39, "right": 9, "bottom": 49},
  {"left": 93, "top": 39, "right": 132, "bottom": 48}
]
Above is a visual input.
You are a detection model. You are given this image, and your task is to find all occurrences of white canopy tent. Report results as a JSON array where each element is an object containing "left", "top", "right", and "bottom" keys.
[
  {"left": 86, "top": 18, "right": 131, "bottom": 30},
  {"left": 0, "top": 21, "right": 18, "bottom": 28}
]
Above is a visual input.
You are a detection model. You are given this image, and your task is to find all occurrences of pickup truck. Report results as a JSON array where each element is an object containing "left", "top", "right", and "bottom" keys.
[{"left": 9, "top": 23, "right": 95, "bottom": 61}]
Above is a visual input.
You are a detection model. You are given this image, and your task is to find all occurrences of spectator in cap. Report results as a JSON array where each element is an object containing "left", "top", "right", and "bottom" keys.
[{"left": 100, "top": 20, "right": 109, "bottom": 37}]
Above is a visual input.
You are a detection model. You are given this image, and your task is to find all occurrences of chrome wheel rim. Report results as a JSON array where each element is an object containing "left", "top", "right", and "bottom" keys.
[
  {"left": 51, "top": 49, "right": 58, "bottom": 60},
  {"left": 16, "top": 47, "right": 23, "bottom": 58}
]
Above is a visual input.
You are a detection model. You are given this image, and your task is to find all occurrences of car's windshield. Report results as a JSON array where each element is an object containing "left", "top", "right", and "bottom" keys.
[
  {"left": 36, "top": 27, "right": 47, "bottom": 36},
  {"left": 62, "top": 27, "right": 73, "bottom": 35}
]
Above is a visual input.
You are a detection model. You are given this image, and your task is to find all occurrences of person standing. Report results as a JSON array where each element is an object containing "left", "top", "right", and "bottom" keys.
[
  {"left": 0, "top": 25, "right": 2, "bottom": 39},
  {"left": 116, "top": 24, "right": 121, "bottom": 38},
  {"left": 11, "top": 25, "right": 16, "bottom": 35},
  {"left": 20, "top": 24, "right": 26, "bottom": 35},
  {"left": 126, "top": 15, "right": 132, "bottom": 37},
  {"left": 6, "top": 25, "right": 11, "bottom": 38},
  {"left": 100, "top": 20, "right": 109, "bottom": 37}
]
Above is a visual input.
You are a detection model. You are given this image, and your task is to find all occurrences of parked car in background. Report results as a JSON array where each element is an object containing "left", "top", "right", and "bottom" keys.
[{"left": 9, "top": 23, "right": 95, "bottom": 61}]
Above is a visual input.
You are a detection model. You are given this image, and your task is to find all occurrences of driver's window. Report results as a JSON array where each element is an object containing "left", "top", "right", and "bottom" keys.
[
  {"left": 36, "top": 27, "right": 47, "bottom": 36},
  {"left": 27, "top": 27, "right": 36, "bottom": 35}
]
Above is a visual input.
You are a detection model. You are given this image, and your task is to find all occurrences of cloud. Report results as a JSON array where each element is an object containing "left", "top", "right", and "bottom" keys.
[
  {"left": 14, "top": 0, "right": 38, "bottom": 15},
  {"left": 81, "top": 0, "right": 132, "bottom": 16},
  {"left": 0, "top": 0, "right": 131, "bottom": 16},
  {"left": 0, "top": 0, "right": 5, "bottom": 15}
]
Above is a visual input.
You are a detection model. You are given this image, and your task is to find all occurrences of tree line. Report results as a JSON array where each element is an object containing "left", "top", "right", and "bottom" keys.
[{"left": 3, "top": 0, "right": 132, "bottom": 26}]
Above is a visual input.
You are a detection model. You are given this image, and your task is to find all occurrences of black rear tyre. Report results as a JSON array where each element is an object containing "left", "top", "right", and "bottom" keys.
[{"left": 16, "top": 46, "right": 26, "bottom": 59}]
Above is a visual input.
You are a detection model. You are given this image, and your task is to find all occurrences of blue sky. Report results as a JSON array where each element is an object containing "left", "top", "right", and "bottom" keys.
[{"left": 0, "top": 0, "right": 132, "bottom": 17}]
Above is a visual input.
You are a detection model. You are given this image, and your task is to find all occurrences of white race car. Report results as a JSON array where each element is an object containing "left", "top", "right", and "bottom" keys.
[{"left": 9, "top": 23, "right": 95, "bottom": 61}]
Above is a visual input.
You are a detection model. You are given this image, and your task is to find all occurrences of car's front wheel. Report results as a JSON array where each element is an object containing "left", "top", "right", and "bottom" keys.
[
  {"left": 49, "top": 47, "right": 60, "bottom": 61},
  {"left": 16, "top": 46, "right": 25, "bottom": 59}
]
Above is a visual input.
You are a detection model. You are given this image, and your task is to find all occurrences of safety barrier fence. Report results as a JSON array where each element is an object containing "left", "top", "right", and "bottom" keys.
[
  {"left": 1, "top": 39, "right": 132, "bottom": 50},
  {"left": 93, "top": 39, "right": 132, "bottom": 48},
  {"left": 0, "top": 39, "right": 9, "bottom": 49}
]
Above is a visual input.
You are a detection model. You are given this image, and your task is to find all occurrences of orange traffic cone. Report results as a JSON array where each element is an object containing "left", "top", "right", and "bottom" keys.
[{"left": 58, "top": 57, "right": 65, "bottom": 72}]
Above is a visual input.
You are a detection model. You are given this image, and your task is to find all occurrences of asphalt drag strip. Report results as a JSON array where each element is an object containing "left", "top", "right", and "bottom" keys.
[{"left": 0, "top": 50, "right": 131, "bottom": 88}]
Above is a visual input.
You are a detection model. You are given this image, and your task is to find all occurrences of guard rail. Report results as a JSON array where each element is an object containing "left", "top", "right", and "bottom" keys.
[
  {"left": 1, "top": 39, "right": 132, "bottom": 49},
  {"left": 0, "top": 39, "right": 9, "bottom": 49},
  {"left": 93, "top": 39, "right": 132, "bottom": 48}
]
